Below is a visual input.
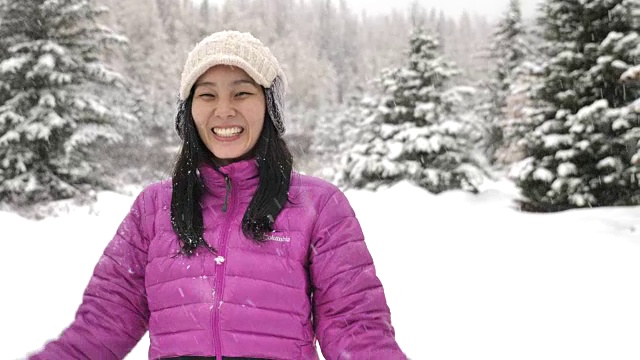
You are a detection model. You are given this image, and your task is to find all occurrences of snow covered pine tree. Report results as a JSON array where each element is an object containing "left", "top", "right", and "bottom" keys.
[
  {"left": 511, "top": 0, "right": 640, "bottom": 211},
  {"left": 337, "top": 27, "right": 485, "bottom": 193},
  {"left": 486, "top": 0, "right": 533, "bottom": 163},
  {"left": 0, "top": 0, "right": 133, "bottom": 205}
]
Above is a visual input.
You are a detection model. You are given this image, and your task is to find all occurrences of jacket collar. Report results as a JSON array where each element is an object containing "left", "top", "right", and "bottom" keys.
[{"left": 199, "top": 159, "right": 259, "bottom": 195}]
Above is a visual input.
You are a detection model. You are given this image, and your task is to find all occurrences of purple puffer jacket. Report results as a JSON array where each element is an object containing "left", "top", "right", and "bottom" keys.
[{"left": 29, "top": 159, "right": 406, "bottom": 360}]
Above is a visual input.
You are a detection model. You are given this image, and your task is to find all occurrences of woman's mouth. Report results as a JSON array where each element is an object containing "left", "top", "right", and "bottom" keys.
[{"left": 212, "top": 126, "right": 243, "bottom": 137}]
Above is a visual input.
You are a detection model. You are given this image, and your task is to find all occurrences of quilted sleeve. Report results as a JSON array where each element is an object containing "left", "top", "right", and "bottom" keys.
[
  {"left": 28, "top": 189, "right": 154, "bottom": 360},
  {"left": 310, "top": 189, "right": 406, "bottom": 360}
]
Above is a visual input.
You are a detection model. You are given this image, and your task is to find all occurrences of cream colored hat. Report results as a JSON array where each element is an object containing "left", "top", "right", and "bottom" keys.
[{"left": 179, "top": 30, "right": 286, "bottom": 100}]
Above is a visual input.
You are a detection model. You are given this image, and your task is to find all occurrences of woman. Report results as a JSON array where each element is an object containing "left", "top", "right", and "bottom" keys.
[{"left": 29, "top": 30, "right": 406, "bottom": 360}]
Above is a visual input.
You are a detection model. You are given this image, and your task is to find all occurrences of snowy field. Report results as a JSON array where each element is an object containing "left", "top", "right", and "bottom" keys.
[{"left": 1, "top": 177, "right": 639, "bottom": 360}]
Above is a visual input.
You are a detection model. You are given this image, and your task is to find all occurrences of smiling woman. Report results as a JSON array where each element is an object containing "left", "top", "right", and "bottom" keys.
[
  {"left": 191, "top": 66, "right": 267, "bottom": 165},
  {"left": 27, "top": 30, "right": 407, "bottom": 360}
]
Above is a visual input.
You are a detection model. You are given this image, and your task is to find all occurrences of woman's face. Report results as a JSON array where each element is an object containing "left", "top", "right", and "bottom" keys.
[{"left": 191, "top": 65, "right": 266, "bottom": 166}]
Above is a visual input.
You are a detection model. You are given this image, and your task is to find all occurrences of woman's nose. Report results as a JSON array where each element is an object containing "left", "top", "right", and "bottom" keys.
[{"left": 214, "top": 98, "right": 236, "bottom": 118}]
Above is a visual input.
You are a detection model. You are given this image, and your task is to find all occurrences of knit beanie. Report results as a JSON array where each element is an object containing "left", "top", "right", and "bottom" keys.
[{"left": 177, "top": 31, "right": 286, "bottom": 136}]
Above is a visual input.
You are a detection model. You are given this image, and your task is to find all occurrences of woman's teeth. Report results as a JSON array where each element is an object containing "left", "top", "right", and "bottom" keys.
[{"left": 213, "top": 127, "right": 242, "bottom": 137}]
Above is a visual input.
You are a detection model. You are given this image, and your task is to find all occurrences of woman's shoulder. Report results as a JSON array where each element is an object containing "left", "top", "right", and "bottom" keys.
[
  {"left": 288, "top": 172, "right": 356, "bottom": 226},
  {"left": 132, "top": 178, "right": 173, "bottom": 210},
  {"left": 139, "top": 178, "right": 172, "bottom": 196},
  {"left": 290, "top": 172, "right": 340, "bottom": 194},
  {"left": 288, "top": 172, "right": 348, "bottom": 208},
  {"left": 141, "top": 178, "right": 173, "bottom": 193}
]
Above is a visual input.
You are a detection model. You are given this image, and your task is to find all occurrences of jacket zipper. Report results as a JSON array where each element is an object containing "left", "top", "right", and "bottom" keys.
[
  {"left": 222, "top": 174, "right": 231, "bottom": 212},
  {"left": 213, "top": 172, "right": 233, "bottom": 360}
]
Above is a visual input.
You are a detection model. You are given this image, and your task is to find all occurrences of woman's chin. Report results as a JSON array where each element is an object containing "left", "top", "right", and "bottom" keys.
[{"left": 212, "top": 152, "right": 255, "bottom": 166}]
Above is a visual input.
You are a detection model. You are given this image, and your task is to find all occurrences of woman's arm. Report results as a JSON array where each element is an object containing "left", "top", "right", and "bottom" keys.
[
  {"left": 310, "top": 189, "right": 407, "bottom": 360},
  {"left": 28, "top": 190, "right": 154, "bottom": 359}
]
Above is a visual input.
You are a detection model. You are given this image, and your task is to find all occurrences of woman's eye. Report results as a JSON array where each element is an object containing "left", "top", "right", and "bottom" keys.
[
  {"left": 236, "top": 92, "right": 251, "bottom": 97},
  {"left": 198, "top": 93, "right": 214, "bottom": 98}
]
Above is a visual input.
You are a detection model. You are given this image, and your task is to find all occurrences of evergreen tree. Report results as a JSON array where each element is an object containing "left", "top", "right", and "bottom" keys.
[
  {"left": 511, "top": 0, "right": 640, "bottom": 211},
  {"left": 0, "top": 0, "right": 9, "bottom": 106},
  {"left": 337, "top": 28, "right": 486, "bottom": 193},
  {"left": 332, "top": 0, "right": 361, "bottom": 103},
  {"left": 98, "top": 0, "right": 179, "bottom": 182},
  {"left": 485, "top": 0, "right": 530, "bottom": 162},
  {"left": 309, "top": 91, "right": 373, "bottom": 179},
  {"left": 622, "top": 65, "right": 640, "bottom": 168},
  {"left": 0, "top": 0, "right": 134, "bottom": 205},
  {"left": 200, "top": 0, "right": 210, "bottom": 23},
  {"left": 155, "top": 0, "right": 188, "bottom": 44},
  {"left": 100, "top": 0, "right": 174, "bottom": 128},
  {"left": 490, "top": 0, "right": 527, "bottom": 108}
]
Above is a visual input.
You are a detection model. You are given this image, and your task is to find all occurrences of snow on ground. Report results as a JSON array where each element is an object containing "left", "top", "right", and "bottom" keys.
[{"left": 1, "top": 178, "right": 639, "bottom": 360}]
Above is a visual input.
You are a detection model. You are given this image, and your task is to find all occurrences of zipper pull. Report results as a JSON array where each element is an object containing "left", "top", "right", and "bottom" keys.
[{"left": 222, "top": 174, "right": 231, "bottom": 212}]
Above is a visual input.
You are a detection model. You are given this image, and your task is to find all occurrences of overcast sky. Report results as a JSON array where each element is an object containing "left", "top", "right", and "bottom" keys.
[{"left": 339, "top": 0, "right": 542, "bottom": 19}]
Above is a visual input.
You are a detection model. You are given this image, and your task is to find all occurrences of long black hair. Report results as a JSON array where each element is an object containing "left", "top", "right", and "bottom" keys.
[{"left": 171, "top": 77, "right": 292, "bottom": 255}]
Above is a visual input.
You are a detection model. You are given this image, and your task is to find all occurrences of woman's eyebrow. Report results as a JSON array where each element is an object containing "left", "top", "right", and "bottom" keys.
[
  {"left": 232, "top": 79, "right": 258, "bottom": 86},
  {"left": 194, "top": 81, "right": 216, "bottom": 88},
  {"left": 195, "top": 79, "right": 257, "bottom": 88}
]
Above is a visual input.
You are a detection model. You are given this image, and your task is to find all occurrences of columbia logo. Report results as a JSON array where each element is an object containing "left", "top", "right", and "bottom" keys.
[{"left": 264, "top": 234, "right": 291, "bottom": 243}]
